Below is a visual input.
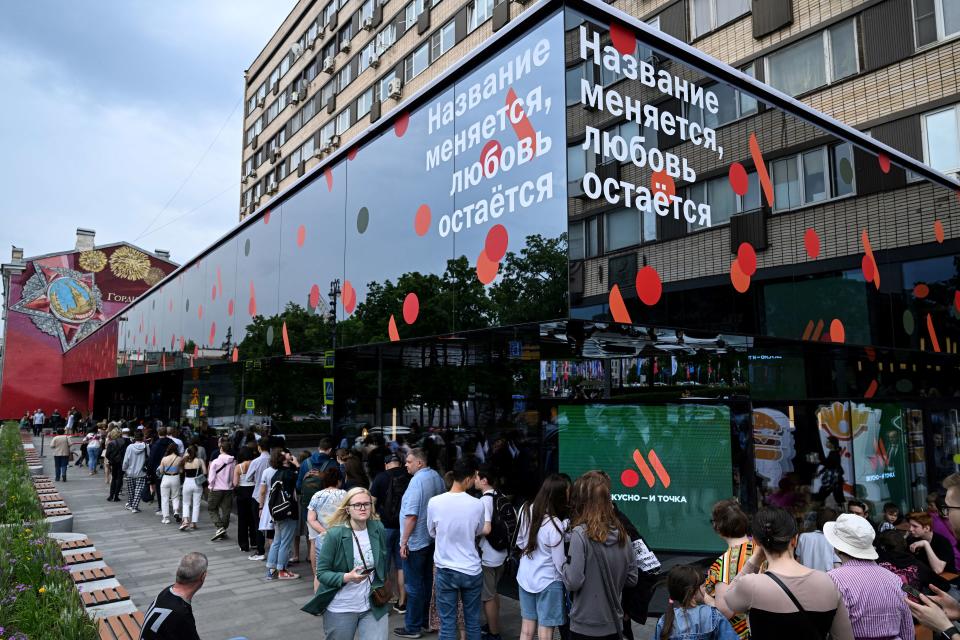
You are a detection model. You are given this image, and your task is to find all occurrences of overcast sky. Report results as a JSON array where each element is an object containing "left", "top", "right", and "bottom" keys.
[{"left": 0, "top": 1, "right": 296, "bottom": 272}]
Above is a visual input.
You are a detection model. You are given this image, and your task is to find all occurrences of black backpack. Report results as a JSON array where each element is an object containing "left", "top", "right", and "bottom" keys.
[
  {"left": 485, "top": 491, "right": 518, "bottom": 552},
  {"left": 269, "top": 469, "right": 297, "bottom": 521},
  {"left": 381, "top": 470, "right": 411, "bottom": 527},
  {"left": 300, "top": 458, "right": 335, "bottom": 510}
]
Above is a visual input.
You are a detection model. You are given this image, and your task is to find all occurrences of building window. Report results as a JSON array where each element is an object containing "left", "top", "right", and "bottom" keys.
[
  {"left": 405, "top": 0, "right": 425, "bottom": 30},
  {"left": 567, "top": 143, "right": 597, "bottom": 196},
  {"left": 336, "top": 110, "right": 351, "bottom": 134},
  {"left": 687, "top": 64, "right": 758, "bottom": 130},
  {"left": 915, "top": 0, "right": 960, "bottom": 48},
  {"left": 359, "top": 43, "right": 375, "bottom": 74},
  {"left": 321, "top": 82, "right": 335, "bottom": 106},
  {"left": 405, "top": 43, "right": 429, "bottom": 82},
  {"left": 376, "top": 24, "right": 397, "bottom": 53},
  {"left": 320, "top": 121, "right": 336, "bottom": 146},
  {"left": 771, "top": 142, "right": 855, "bottom": 212},
  {"left": 303, "top": 137, "right": 315, "bottom": 160},
  {"left": 569, "top": 218, "right": 599, "bottom": 260},
  {"left": 337, "top": 65, "right": 352, "bottom": 92},
  {"left": 280, "top": 56, "right": 290, "bottom": 77},
  {"left": 604, "top": 209, "right": 641, "bottom": 252},
  {"left": 566, "top": 64, "right": 594, "bottom": 106},
  {"left": 765, "top": 19, "right": 858, "bottom": 96},
  {"left": 357, "top": 88, "right": 374, "bottom": 118},
  {"left": 690, "top": 0, "right": 750, "bottom": 39},
  {"left": 431, "top": 21, "right": 455, "bottom": 60},
  {"left": 360, "top": 0, "right": 374, "bottom": 23},
  {"left": 468, "top": 0, "right": 494, "bottom": 32},
  {"left": 378, "top": 70, "right": 398, "bottom": 102},
  {"left": 324, "top": 2, "right": 338, "bottom": 26},
  {"left": 922, "top": 104, "right": 960, "bottom": 176},
  {"left": 339, "top": 24, "right": 353, "bottom": 50}
]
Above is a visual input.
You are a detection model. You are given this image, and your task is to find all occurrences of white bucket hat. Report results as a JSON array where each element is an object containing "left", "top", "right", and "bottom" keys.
[{"left": 824, "top": 513, "right": 879, "bottom": 560}]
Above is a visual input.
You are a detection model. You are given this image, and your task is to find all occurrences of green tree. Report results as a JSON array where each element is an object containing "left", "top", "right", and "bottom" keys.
[{"left": 489, "top": 234, "right": 567, "bottom": 325}]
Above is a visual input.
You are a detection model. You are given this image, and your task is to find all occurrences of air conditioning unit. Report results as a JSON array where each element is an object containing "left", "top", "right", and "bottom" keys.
[
  {"left": 323, "top": 56, "right": 335, "bottom": 73},
  {"left": 312, "top": 148, "right": 324, "bottom": 159},
  {"left": 325, "top": 135, "right": 341, "bottom": 152},
  {"left": 241, "top": 175, "right": 249, "bottom": 185},
  {"left": 341, "top": 41, "right": 351, "bottom": 53},
  {"left": 290, "top": 90, "right": 300, "bottom": 104},
  {"left": 291, "top": 42, "right": 304, "bottom": 60},
  {"left": 369, "top": 53, "right": 380, "bottom": 68},
  {"left": 362, "top": 17, "right": 374, "bottom": 30},
  {"left": 246, "top": 170, "right": 257, "bottom": 180},
  {"left": 267, "top": 180, "right": 279, "bottom": 194},
  {"left": 271, "top": 147, "right": 282, "bottom": 161},
  {"left": 256, "top": 95, "right": 265, "bottom": 107},
  {"left": 387, "top": 77, "right": 402, "bottom": 100},
  {"left": 253, "top": 197, "right": 261, "bottom": 208}
]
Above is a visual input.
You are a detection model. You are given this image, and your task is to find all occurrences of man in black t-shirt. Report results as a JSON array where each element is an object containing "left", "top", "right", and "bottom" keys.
[
  {"left": 907, "top": 511, "right": 957, "bottom": 574},
  {"left": 140, "top": 552, "right": 207, "bottom": 640}
]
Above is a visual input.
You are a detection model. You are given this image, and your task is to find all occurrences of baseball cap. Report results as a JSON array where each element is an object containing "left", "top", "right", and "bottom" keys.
[{"left": 385, "top": 454, "right": 401, "bottom": 464}]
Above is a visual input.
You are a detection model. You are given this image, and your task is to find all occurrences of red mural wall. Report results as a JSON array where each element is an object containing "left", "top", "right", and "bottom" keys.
[{"left": 0, "top": 245, "right": 175, "bottom": 419}]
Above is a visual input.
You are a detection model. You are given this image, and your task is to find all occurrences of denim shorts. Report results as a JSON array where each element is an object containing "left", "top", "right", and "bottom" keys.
[
  {"left": 518, "top": 580, "right": 566, "bottom": 627},
  {"left": 385, "top": 527, "right": 401, "bottom": 572}
]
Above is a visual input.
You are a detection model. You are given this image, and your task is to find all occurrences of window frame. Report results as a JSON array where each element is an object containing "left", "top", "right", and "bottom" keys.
[
  {"left": 764, "top": 19, "right": 859, "bottom": 97},
  {"left": 913, "top": 0, "right": 960, "bottom": 49},
  {"left": 467, "top": 0, "right": 494, "bottom": 32},
  {"left": 921, "top": 104, "right": 960, "bottom": 177},
  {"left": 690, "top": 0, "right": 750, "bottom": 39},
  {"left": 771, "top": 142, "right": 857, "bottom": 213}
]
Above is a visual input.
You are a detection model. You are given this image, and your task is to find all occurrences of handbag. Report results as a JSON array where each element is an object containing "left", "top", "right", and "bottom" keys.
[
  {"left": 351, "top": 527, "right": 393, "bottom": 608},
  {"left": 766, "top": 572, "right": 831, "bottom": 640}
]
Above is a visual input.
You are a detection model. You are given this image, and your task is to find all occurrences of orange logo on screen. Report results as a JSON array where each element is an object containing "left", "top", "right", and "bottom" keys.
[{"left": 621, "top": 449, "right": 671, "bottom": 489}]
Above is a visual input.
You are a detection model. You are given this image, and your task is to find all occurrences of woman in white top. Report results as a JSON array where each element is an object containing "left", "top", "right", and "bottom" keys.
[
  {"left": 179, "top": 445, "right": 207, "bottom": 531},
  {"left": 307, "top": 467, "right": 347, "bottom": 591},
  {"left": 158, "top": 444, "right": 184, "bottom": 525},
  {"left": 516, "top": 473, "right": 570, "bottom": 640}
]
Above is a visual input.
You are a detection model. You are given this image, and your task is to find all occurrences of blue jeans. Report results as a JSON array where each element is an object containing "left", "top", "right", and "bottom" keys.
[
  {"left": 402, "top": 543, "right": 434, "bottom": 633},
  {"left": 323, "top": 609, "right": 388, "bottom": 640},
  {"left": 87, "top": 447, "right": 101, "bottom": 471},
  {"left": 267, "top": 519, "right": 296, "bottom": 571},
  {"left": 54, "top": 456, "right": 69, "bottom": 480},
  {"left": 435, "top": 568, "right": 482, "bottom": 640}
]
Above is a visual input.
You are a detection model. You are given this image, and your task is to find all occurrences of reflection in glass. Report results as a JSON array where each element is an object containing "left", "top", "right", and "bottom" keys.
[
  {"left": 925, "top": 108, "right": 960, "bottom": 174},
  {"left": 802, "top": 148, "right": 828, "bottom": 204}
]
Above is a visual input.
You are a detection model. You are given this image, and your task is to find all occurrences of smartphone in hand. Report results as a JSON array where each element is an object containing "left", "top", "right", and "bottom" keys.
[{"left": 901, "top": 583, "right": 924, "bottom": 603}]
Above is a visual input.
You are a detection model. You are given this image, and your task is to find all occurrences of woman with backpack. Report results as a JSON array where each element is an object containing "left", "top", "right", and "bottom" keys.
[
  {"left": 516, "top": 473, "right": 570, "bottom": 640},
  {"left": 302, "top": 487, "right": 390, "bottom": 640},
  {"left": 563, "top": 472, "right": 638, "bottom": 640},
  {"left": 307, "top": 467, "right": 347, "bottom": 591},
  {"left": 258, "top": 448, "right": 300, "bottom": 580}
]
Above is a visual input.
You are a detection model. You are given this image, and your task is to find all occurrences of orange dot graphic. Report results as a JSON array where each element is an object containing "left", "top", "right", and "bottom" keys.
[
  {"left": 635, "top": 266, "right": 662, "bottom": 306},
  {"left": 484, "top": 224, "right": 508, "bottom": 262},
  {"left": 609, "top": 21, "right": 636, "bottom": 56},
  {"left": 829, "top": 319, "right": 845, "bottom": 343},
  {"left": 296, "top": 225, "right": 306, "bottom": 247},
  {"left": 414, "top": 205, "right": 431, "bottom": 237},
  {"left": 730, "top": 260, "right": 751, "bottom": 293},
  {"left": 403, "top": 292, "right": 419, "bottom": 325},
  {"left": 394, "top": 112, "right": 410, "bottom": 137},
  {"left": 227, "top": 299, "right": 234, "bottom": 316},
  {"left": 621, "top": 469, "right": 639, "bottom": 488},
  {"left": 325, "top": 168, "right": 333, "bottom": 192},
  {"left": 309, "top": 284, "right": 320, "bottom": 309},
  {"left": 728, "top": 162, "right": 748, "bottom": 196},
  {"left": 476, "top": 250, "right": 499, "bottom": 285},
  {"left": 914, "top": 283, "right": 930, "bottom": 299},
  {"left": 388, "top": 315, "right": 400, "bottom": 341},
  {"left": 737, "top": 242, "right": 757, "bottom": 276},
  {"left": 804, "top": 228, "right": 821, "bottom": 259},
  {"left": 861, "top": 255, "right": 876, "bottom": 283},
  {"left": 934, "top": 220, "right": 945, "bottom": 244},
  {"left": 264, "top": 209, "right": 271, "bottom": 225},
  {"left": 343, "top": 280, "right": 357, "bottom": 314}
]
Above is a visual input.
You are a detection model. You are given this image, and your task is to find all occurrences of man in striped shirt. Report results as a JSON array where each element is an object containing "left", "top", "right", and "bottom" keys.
[{"left": 826, "top": 513, "right": 914, "bottom": 640}]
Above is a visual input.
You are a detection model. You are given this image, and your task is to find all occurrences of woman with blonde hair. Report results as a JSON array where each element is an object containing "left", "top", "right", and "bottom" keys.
[
  {"left": 103, "top": 428, "right": 120, "bottom": 486},
  {"left": 302, "top": 486, "right": 391, "bottom": 640}
]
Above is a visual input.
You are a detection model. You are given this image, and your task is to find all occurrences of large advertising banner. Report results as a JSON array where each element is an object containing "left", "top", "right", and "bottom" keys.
[{"left": 559, "top": 403, "right": 732, "bottom": 552}]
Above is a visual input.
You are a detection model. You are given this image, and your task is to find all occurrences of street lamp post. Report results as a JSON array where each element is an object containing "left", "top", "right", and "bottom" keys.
[{"left": 328, "top": 279, "right": 340, "bottom": 434}]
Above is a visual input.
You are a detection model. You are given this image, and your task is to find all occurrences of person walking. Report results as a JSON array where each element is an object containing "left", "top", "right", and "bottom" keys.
[
  {"left": 158, "top": 444, "right": 183, "bottom": 525},
  {"left": 307, "top": 467, "right": 347, "bottom": 591},
  {"left": 476, "top": 464, "right": 508, "bottom": 640},
  {"left": 428, "top": 456, "right": 485, "bottom": 640},
  {"left": 395, "top": 448, "right": 447, "bottom": 639},
  {"left": 50, "top": 427, "right": 73, "bottom": 482},
  {"left": 302, "top": 487, "right": 390, "bottom": 640},
  {"left": 179, "top": 445, "right": 206, "bottom": 531},
  {"left": 261, "top": 449, "right": 299, "bottom": 580},
  {"left": 121, "top": 431, "right": 149, "bottom": 513},
  {"left": 32, "top": 408, "right": 45, "bottom": 437},
  {"left": 704, "top": 499, "right": 755, "bottom": 640},
  {"left": 656, "top": 565, "right": 738, "bottom": 640},
  {"left": 824, "top": 514, "right": 914, "bottom": 640},
  {"left": 105, "top": 427, "right": 130, "bottom": 501},
  {"left": 516, "top": 474, "right": 569, "bottom": 640},
  {"left": 147, "top": 427, "right": 176, "bottom": 515},
  {"left": 563, "top": 471, "right": 638, "bottom": 640},
  {"left": 207, "top": 439, "right": 236, "bottom": 542},
  {"left": 710, "top": 507, "right": 854, "bottom": 640}
]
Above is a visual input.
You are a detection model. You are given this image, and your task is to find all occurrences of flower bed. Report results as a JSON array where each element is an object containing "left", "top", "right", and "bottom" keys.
[{"left": 0, "top": 423, "right": 98, "bottom": 640}]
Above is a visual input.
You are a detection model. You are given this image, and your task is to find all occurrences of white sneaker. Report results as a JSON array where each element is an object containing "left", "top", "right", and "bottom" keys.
[
  {"left": 161, "top": 517, "right": 171, "bottom": 524},
  {"left": 247, "top": 553, "right": 265, "bottom": 561}
]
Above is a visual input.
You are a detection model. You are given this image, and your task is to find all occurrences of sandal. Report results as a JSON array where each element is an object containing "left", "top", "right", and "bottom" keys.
[
  {"left": 277, "top": 570, "right": 299, "bottom": 580},
  {"left": 179, "top": 522, "right": 189, "bottom": 531}
]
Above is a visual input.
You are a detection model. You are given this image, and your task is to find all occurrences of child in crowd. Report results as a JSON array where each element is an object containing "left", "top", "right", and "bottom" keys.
[
  {"left": 656, "top": 566, "right": 738, "bottom": 640},
  {"left": 879, "top": 502, "right": 903, "bottom": 532}
]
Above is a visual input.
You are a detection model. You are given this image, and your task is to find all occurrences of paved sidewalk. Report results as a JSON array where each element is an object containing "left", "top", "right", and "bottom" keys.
[{"left": 37, "top": 435, "right": 654, "bottom": 639}]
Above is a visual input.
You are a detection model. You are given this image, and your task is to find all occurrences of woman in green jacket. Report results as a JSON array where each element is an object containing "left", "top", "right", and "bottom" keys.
[{"left": 302, "top": 486, "right": 390, "bottom": 640}]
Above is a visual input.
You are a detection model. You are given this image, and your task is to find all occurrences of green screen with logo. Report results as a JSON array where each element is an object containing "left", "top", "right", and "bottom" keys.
[{"left": 558, "top": 404, "right": 733, "bottom": 553}]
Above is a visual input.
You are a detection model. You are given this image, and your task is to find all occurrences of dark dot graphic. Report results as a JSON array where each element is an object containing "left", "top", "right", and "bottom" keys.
[
  {"left": 266, "top": 325, "right": 274, "bottom": 347},
  {"left": 185, "top": 299, "right": 190, "bottom": 312},
  {"left": 244, "top": 239, "right": 251, "bottom": 256},
  {"left": 357, "top": 207, "right": 370, "bottom": 234}
]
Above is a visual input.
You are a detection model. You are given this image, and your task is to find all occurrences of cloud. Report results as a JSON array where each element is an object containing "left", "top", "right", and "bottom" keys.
[{"left": 0, "top": 0, "right": 296, "bottom": 276}]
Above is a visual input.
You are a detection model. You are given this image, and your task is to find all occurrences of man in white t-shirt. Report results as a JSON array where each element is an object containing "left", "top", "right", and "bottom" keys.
[
  {"left": 477, "top": 465, "right": 507, "bottom": 640},
  {"left": 427, "top": 456, "right": 484, "bottom": 640}
]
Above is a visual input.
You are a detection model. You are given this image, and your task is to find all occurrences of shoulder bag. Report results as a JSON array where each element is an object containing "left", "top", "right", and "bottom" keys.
[
  {"left": 193, "top": 461, "right": 208, "bottom": 487},
  {"left": 766, "top": 572, "right": 831, "bottom": 640},
  {"left": 350, "top": 526, "right": 393, "bottom": 607}
]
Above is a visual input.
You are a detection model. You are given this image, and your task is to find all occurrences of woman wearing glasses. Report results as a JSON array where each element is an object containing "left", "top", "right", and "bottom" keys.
[{"left": 302, "top": 487, "right": 390, "bottom": 640}]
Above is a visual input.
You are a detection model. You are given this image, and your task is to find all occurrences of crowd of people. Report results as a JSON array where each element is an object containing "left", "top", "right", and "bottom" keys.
[{"left": 31, "top": 417, "right": 960, "bottom": 640}]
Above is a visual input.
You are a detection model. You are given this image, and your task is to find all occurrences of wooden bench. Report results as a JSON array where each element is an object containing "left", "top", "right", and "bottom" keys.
[
  {"left": 43, "top": 507, "right": 72, "bottom": 516},
  {"left": 81, "top": 585, "right": 130, "bottom": 607},
  {"left": 71, "top": 566, "right": 116, "bottom": 584},
  {"left": 60, "top": 538, "right": 93, "bottom": 551},
  {"left": 98, "top": 612, "right": 144, "bottom": 640},
  {"left": 63, "top": 550, "right": 103, "bottom": 565},
  {"left": 39, "top": 493, "right": 63, "bottom": 502}
]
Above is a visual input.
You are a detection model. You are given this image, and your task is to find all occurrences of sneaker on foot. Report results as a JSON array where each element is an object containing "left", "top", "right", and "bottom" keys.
[
  {"left": 130, "top": 508, "right": 141, "bottom": 513},
  {"left": 155, "top": 509, "right": 163, "bottom": 516},
  {"left": 211, "top": 527, "right": 227, "bottom": 541},
  {"left": 173, "top": 513, "right": 182, "bottom": 524},
  {"left": 161, "top": 517, "right": 171, "bottom": 524},
  {"left": 392, "top": 602, "right": 407, "bottom": 614},
  {"left": 248, "top": 553, "right": 266, "bottom": 561},
  {"left": 393, "top": 628, "right": 422, "bottom": 639},
  {"left": 277, "top": 570, "right": 299, "bottom": 580},
  {"left": 264, "top": 570, "right": 277, "bottom": 581}
]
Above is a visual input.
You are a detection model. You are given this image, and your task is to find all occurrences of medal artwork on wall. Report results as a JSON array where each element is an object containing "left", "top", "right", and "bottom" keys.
[{"left": 10, "top": 261, "right": 106, "bottom": 351}]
